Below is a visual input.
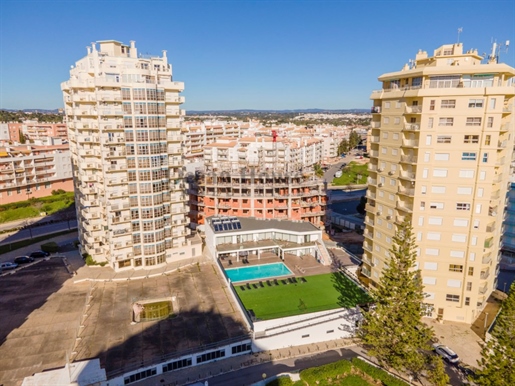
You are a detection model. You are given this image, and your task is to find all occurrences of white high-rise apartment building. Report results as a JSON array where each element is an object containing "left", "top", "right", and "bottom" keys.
[
  {"left": 365, "top": 43, "right": 515, "bottom": 324},
  {"left": 62, "top": 40, "right": 200, "bottom": 271}
]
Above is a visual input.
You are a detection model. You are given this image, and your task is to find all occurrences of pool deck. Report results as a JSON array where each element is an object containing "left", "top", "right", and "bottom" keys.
[{"left": 219, "top": 252, "right": 335, "bottom": 281}]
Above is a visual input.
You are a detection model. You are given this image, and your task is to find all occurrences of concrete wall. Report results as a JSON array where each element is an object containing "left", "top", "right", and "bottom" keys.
[{"left": 252, "top": 308, "right": 362, "bottom": 351}]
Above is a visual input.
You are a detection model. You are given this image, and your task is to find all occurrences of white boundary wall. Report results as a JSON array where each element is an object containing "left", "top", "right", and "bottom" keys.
[{"left": 252, "top": 307, "right": 362, "bottom": 351}]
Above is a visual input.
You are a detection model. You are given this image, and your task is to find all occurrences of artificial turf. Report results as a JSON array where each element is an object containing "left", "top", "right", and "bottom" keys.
[{"left": 235, "top": 272, "right": 372, "bottom": 320}]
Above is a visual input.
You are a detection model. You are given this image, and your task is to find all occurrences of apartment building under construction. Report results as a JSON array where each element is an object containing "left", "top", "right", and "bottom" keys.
[{"left": 189, "top": 135, "right": 327, "bottom": 228}]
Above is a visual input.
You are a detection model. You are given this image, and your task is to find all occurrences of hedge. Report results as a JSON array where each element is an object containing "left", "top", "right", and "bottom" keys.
[
  {"left": 351, "top": 358, "right": 408, "bottom": 386},
  {"left": 300, "top": 359, "right": 352, "bottom": 385}
]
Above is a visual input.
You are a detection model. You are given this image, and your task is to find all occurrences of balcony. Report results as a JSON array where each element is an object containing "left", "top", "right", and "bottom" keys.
[
  {"left": 399, "top": 171, "right": 416, "bottom": 181},
  {"left": 107, "top": 164, "right": 127, "bottom": 171},
  {"left": 402, "top": 139, "right": 419, "bottom": 148},
  {"left": 370, "top": 136, "right": 380, "bottom": 144},
  {"left": 400, "top": 155, "right": 417, "bottom": 164},
  {"left": 480, "top": 271, "right": 490, "bottom": 280},
  {"left": 370, "top": 122, "right": 381, "bottom": 129},
  {"left": 398, "top": 187, "right": 415, "bottom": 196},
  {"left": 361, "top": 267, "right": 371, "bottom": 278},
  {"left": 498, "top": 140, "right": 508, "bottom": 148},
  {"left": 476, "top": 284, "right": 488, "bottom": 295},
  {"left": 395, "top": 215, "right": 407, "bottom": 225},
  {"left": 482, "top": 254, "right": 492, "bottom": 264},
  {"left": 405, "top": 105, "right": 422, "bottom": 114},
  {"left": 396, "top": 201, "right": 413, "bottom": 212},
  {"left": 403, "top": 123, "right": 421, "bottom": 131},
  {"left": 495, "top": 157, "right": 506, "bottom": 166},
  {"left": 371, "top": 106, "right": 381, "bottom": 114},
  {"left": 369, "top": 150, "right": 379, "bottom": 158}
]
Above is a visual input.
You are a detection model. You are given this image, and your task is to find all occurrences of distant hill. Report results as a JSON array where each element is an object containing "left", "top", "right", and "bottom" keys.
[{"left": 1, "top": 108, "right": 62, "bottom": 114}]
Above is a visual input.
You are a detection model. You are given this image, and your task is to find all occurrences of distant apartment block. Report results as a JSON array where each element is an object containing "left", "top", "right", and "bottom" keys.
[
  {"left": 0, "top": 144, "right": 73, "bottom": 204},
  {"left": 182, "top": 120, "right": 252, "bottom": 161},
  {"left": 365, "top": 43, "right": 515, "bottom": 324},
  {"left": 23, "top": 120, "right": 68, "bottom": 140},
  {"left": 189, "top": 136, "right": 326, "bottom": 228},
  {"left": 62, "top": 40, "right": 201, "bottom": 271}
]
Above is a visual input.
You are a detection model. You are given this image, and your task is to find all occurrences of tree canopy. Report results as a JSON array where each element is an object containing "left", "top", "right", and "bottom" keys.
[
  {"left": 474, "top": 282, "right": 515, "bottom": 386},
  {"left": 358, "top": 220, "right": 448, "bottom": 385}
]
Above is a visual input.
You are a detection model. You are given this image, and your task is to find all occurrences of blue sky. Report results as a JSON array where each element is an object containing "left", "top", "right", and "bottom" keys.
[{"left": 1, "top": 0, "right": 514, "bottom": 111}]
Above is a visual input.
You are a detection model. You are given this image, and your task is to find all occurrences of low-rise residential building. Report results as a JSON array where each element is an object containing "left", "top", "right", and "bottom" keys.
[{"left": 0, "top": 144, "right": 73, "bottom": 203}]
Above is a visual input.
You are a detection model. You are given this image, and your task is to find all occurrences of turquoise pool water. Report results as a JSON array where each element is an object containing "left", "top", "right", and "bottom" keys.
[{"left": 226, "top": 262, "right": 293, "bottom": 283}]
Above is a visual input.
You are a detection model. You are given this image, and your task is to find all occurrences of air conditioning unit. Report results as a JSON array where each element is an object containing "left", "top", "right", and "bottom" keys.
[
  {"left": 376, "top": 211, "right": 382, "bottom": 215},
  {"left": 386, "top": 215, "right": 392, "bottom": 220},
  {"left": 378, "top": 168, "right": 384, "bottom": 172},
  {"left": 388, "top": 171, "right": 395, "bottom": 175},
  {"left": 378, "top": 182, "right": 384, "bottom": 187}
]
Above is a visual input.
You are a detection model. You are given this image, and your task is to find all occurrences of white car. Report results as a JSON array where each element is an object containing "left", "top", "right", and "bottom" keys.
[
  {"left": 1, "top": 262, "right": 19, "bottom": 270},
  {"left": 433, "top": 344, "right": 460, "bottom": 364}
]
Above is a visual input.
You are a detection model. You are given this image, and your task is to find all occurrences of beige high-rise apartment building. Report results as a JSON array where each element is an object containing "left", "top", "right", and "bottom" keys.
[
  {"left": 62, "top": 40, "right": 200, "bottom": 271},
  {"left": 365, "top": 43, "right": 515, "bottom": 324}
]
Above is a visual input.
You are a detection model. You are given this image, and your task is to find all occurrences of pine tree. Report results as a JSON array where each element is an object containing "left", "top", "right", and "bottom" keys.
[
  {"left": 474, "top": 282, "right": 515, "bottom": 386},
  {"left": 358, "top": 220, "right": 449, "bottom": 385}
]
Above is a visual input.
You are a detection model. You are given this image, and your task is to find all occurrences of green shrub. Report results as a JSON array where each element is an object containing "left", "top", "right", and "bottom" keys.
[
  {"left": 339, "top": 374, "right": 373, "bottom": 386},
  {"left": 41, "top": 242, "right": 59, "bottom": 253},
  {"left": 266, "top": 376, "right": 294, "bottom": 386},
  {"left": 300, "top": 359, "right": 352, "bottom": 385},
  {"left": 85, "top": 254, "right": 108, "bottom": 267},
  {"left": 351, "top": 358, "right": 408, "bottom": 386}
]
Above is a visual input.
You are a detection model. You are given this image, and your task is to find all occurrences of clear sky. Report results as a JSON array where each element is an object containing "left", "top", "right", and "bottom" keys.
[{"left": 0, "top": 0, "right": 514, "bottom": 111}]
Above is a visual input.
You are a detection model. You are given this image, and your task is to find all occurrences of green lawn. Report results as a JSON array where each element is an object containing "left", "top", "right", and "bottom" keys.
[
  {"left": 333, "top": 161, "right": 369, "bottom": 186},
  {"left": 0, "top": 192, "right": 75, "bottom": 223},
  {"left": 235, "top": 272, "right": 372, "bottom": 320}
]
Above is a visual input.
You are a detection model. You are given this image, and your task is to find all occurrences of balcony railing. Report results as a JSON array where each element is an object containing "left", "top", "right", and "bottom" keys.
[
  {"left": 405, "top": 105, "right": 423, "bottom": 114},
  {"left": 403, "top": 123, "right": 421, "bottom": 131}
]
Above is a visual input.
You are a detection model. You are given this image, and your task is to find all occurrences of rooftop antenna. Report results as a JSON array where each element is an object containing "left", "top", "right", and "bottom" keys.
[
  {"left": 488, "top": 39, "right": 510, "bottom": 63},
  {"left": 457, "top": 27, "right": 463, "bottom": 44}
]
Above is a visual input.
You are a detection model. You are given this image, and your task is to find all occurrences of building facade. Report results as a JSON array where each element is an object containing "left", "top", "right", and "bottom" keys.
[
  {"left": 189, "top": 136, "right": 326, "bottom": 228},
  {"left": 0, "top": 144, "right": 73, "bottom": 204},
  {"left": 62, "top": 40, "right": 200, "bottom": 271},
  {"left": 364, "top": 43, "right": 515, "bottom": 324}
]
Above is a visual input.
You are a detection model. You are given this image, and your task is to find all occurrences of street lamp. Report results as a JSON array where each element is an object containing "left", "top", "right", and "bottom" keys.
[{"left": 26, "top": 190, "right": 33, "bottom": 239}]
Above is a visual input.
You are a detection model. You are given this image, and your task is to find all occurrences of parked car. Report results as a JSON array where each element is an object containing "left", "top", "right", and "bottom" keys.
[
  {"left": 14, "top": 256, "right": 34, "bottom": 264},
  {"left": 433, "top": 344, "right": 460, "bottom": 364},
  {"left": 0, "top": 262, "right": 18, "bottom": 270},
  {"left": 29, "top": 251, "right": 50, "bottom": 258}
]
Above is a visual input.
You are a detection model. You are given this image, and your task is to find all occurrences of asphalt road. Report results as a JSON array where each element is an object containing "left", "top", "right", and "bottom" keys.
[{"left": 206, "top": 348, "right": 358, "bottom": 386}]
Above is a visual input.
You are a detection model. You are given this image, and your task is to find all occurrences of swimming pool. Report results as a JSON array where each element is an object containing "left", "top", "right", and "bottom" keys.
[{"left": 225, "top": 262, "right": 293, "bottom": 283}]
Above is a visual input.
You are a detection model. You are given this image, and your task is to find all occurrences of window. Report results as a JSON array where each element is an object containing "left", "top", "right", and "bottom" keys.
[
  {"left": 485, "top": 135, "right": 491, "bottom": 145},
  {"left": 438, "top": 118, "right": 454, "bottom": 126},
  {"left": 429, "top": 202, "right": 444, "bottom": 209},
  {"left": 196, "top": 349, "right": 226, "bottom": 364},
  {"left": 461, "top": 152, "right": 476, "bottom": 161},
  {"left": 468, "top": 267, "right": 474, "bottom": 276},
  {"left": 465, "top": 297, "right": 470, "bottom": 306},
  {"left": 464, "top": 135, "right": 479, "bottom": 143},
  {"left": 163, "top": 358, "right": 192, "bottom": 372},
  {"left": 466, "top": 282, "right": 472, "bottom": 291},
  {"left": 449, "top": 264, "right": 463, "bottom": 272},
  {"left": 394, "top": 117, "right": 400, "bottom": 125},
  {"left": 433, "top": 169, "right": 448, "bottom": 177},
  {"left": 437, "top": 135, "right": 451, "bottom": 143},
  {"left": 489, "top": 98, "right": 496, "bottom": 110},
  {"left": 231, "top": 343, "right": 251, "bottom": 354},
  {"left": 482, "top": 153, "right": 488, "bottom": 163},
  {"left": 412, "top": 77, "right": 422, "bottom": 88},
  {"left": 428, "top": 117, "right": 434, "bottom": 128},
  {"left": 446, "top": 294, "right": 460, "bottom": 302},
  {"left": 383, "top": 132, "right": 388, "bottom": 139},
  {"left": 487, "top": 117, "right": 494, "bottom": 128},
  {"left": 468, "top": 99, "right": 484, "bottom": 108},
  {"left": 441, "top": 99, "right": 456, "bottom": 108},
  {"left": 383, "top": 117, "right": 390, "bottom": 124},
  {"left": 393, "top": 133, "right": 399, "bottom": 140},
  {"left": 384, "top": 102, "right": 390, "bottom": 109},
  {"left": 434, "top": 153, "right": 450, "bottom": 161},
  {"left": 429, "top": 100, "right": 435, "bottom": 110},
  {"left": 456, "top": 203, "right": 471, "bottom": 211},
  {"left": 466, "top": 117, "right": 482, "bottom": 126},
  {"left": 429, "top": 76, "right": 460, "bottom": 88}
]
